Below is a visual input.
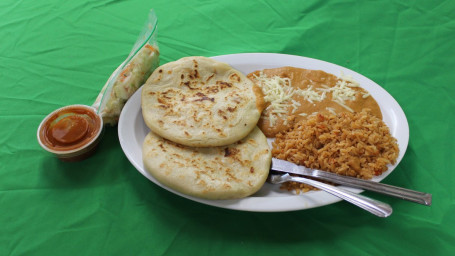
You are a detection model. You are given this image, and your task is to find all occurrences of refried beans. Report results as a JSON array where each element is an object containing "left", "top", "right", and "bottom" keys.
[{"left": 247, "top": 67, "right": 382, "bottom": 138}]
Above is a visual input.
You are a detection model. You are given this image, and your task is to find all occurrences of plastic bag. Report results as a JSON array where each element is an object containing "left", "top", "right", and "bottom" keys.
[{"left": 93, "top": 9, "right": 160, "bottom": 125}]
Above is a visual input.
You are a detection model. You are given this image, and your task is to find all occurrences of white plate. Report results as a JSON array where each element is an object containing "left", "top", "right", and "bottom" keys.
[{"left": 118, "top": 53, "right": 409, "bottom": 212}]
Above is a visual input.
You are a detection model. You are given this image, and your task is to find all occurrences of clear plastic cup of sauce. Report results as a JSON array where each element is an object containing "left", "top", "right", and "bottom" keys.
[{"left": 37, "top": 105, "right": 103, "bottom": 161}]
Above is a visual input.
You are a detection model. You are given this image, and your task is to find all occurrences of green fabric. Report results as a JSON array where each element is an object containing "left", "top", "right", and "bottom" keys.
[{"left": 1, "top": 0, "right": 454, "bottom": 255}]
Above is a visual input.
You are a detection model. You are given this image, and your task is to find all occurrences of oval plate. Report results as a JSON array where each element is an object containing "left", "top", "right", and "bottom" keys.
[{"left": 118, "top": 53, "right": 409, "bottom": 212}]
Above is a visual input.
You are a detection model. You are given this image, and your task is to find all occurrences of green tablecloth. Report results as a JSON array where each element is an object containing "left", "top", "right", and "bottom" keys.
[{"left": 1, "top": 0, "right": 454, "bottom": 255}]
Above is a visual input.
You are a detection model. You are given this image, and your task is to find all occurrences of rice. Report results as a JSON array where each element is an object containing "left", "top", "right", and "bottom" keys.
[{"left": 271, "top": 109, "right": 399, "bottom": 193}]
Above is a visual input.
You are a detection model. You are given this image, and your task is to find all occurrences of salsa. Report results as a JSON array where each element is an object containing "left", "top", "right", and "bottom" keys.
[{"left": 39, "top": 106, "right": 101, "bottom": 151}]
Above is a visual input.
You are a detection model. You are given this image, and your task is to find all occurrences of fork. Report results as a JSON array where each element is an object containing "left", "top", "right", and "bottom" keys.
[{"left": 268, "top": 172, "right": 393, "bottom": 217}]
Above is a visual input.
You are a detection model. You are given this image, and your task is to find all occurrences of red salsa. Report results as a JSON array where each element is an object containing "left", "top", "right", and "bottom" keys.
[{"left": 39, "top": 106, "right": 101, "bottom": 151}]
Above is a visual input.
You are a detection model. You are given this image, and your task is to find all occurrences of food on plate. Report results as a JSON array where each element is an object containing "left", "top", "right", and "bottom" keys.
[
  {"left": 141, "top": 56, "right": 265, "bottom": 147},
  {"left": 140, "top": 56, "right": 270, "bottom": 200},
  {"left": 142, "top": 127, "right": 271, "bottom": 200},
  {"left": 247, "top": 67, "right": 382, "bottom": 138},
  {"left": 272, "top": 110, "right": 399, "bottom": 194},
  {"left": 99, "top": 44, "right": 160, "bottom": 125}
]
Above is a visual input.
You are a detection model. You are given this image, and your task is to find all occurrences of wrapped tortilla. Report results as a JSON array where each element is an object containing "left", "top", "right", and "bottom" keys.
[{"left": 94, "top": 9, "right": 160, "bottom": 125}]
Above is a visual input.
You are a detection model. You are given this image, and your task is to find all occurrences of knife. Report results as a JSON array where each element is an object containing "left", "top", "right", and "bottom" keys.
[{"left": 271, "top": 158, "right": 432, "bottom": 206}]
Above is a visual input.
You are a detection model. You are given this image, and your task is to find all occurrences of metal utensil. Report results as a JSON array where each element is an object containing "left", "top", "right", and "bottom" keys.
[
  {"left": 268, "top": 172, "right": 393, "bottom": 217},
  {"left": 271, "top": 158, "right": 432, "bottom": 206}
]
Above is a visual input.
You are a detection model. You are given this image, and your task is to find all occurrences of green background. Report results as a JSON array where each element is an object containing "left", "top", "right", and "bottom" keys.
[{"left": 1, "top": 0, "right": 454, "bottom": 255}]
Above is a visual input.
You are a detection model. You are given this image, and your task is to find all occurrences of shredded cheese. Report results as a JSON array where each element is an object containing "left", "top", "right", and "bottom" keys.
[
  {"left": 253, "top": 72, "right": 296, "bottom": 126},
  {"left": 254, "top": 70, "right": 368, "bottom": 126},
  {"left": 326, "top": 107, "right": 337, "bottom": 115},
  {"left": 316, "top": 71, "right": 366, "bottom": 113},
  {"left": 340, "top": 71, "right": 360, "bottom": 87},
  {"left": 294, "top": 85, "right": 326, "bottom": 103},
  {"left": 334, "top": 99, "right": 354, "bottom": 112}
]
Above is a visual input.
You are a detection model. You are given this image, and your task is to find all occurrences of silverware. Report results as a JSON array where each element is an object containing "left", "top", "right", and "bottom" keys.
[
  {"left": 268, "top": 172, "right": 393, "bottom": 217},
  {"left": 271, "top": 158, "right": 432, "bottom": 206}
]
